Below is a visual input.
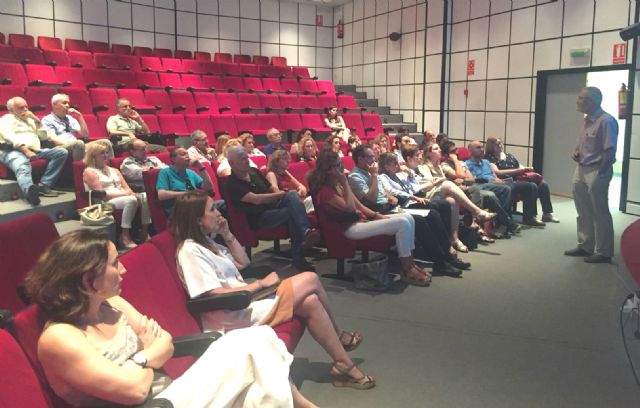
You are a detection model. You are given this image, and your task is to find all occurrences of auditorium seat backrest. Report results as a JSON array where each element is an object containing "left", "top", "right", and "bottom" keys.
[
  {"left": 87, "top": 40, "right": 109, "bottom": 53},
  {"left": 153, "top": 48, "right": 172, "bottom": 58},
  {"left": 37, "top": 36, "right": 62, "bottom": 50},
  {"left": 65, "top": 38, "right": 88, "bottom": 52},
  {"left": 8, "top": 33, "right": 35, "bottom": 48},
  {"left": 42, "top": 49, "right": 70, "bottom": 67},
  {"left": 194, "top": 51, "right": 211, "bottom": 61},
  {"left": 111, "top": 43, "right": 131, "bottom": 55},
  {"left": 133, "top": 46, "right": 152, "bottom": 57},
  {"left": 174, "top": 49, "right": 192, "bottom": 59}
]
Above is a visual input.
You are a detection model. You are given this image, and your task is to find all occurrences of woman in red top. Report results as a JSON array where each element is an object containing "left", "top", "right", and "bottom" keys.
[
  {"left": 266, "top": 150, "right": 313, "bottom": 213},
  {"left": 308, "top": 150, "right": 431, "bottom": 286}
]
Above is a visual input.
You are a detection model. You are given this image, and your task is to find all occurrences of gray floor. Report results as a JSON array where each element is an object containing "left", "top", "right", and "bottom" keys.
[{"left": 253, "top": 197, "right": 640, "bottom": 407}]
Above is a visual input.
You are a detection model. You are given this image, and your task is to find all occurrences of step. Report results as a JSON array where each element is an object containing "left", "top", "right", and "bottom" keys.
[
  {"left": 380, "top": 114, "right": 404, "bottom": 123},
  {"left": 383, "top": 123, "right": 418, "bottom": 133},
  {"left": 0, "top": 191, "right": 78, "bottom": 223},
  {"left": 0, "top": 179, "right": 20, "bottom": 202},
  {"left": 363, "top": 106, "right": 390, "bottom": 115},
  {"left": 357, "top": 99, "right": 379, "bottom": 107},
  {"left": 335, "top": 84, "right": 356, "bottom": 93},
  {"left": 55, "top": 219, "right": 117, "bottom": 241}
]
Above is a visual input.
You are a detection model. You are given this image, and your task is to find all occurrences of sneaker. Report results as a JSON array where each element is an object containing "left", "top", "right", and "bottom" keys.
[
  {"left": 26, "top": 185, "right": 41, "bottom": 206},
  {"left": 301, "top": 228, "right": 321, "bottom": 249},
  {"left": 541, "top": 213, "right": 560, "bottom": 223},
  {"left": 37, "top": 183, "right": 58, "bottom": 197},
  {"left": 292, "top": 257, "right": 315, "bottom": 271},
  {"left": 564, "top": 247, "right": 592, "bottom": 257}
]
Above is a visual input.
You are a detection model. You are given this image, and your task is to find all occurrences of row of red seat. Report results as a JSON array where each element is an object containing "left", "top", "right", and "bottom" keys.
[
  {"left": 1, "top": 32, "right": 286, "bottom": 65},
  {"left": 0, "top": 64, "right": 327, "bottom": 94}
]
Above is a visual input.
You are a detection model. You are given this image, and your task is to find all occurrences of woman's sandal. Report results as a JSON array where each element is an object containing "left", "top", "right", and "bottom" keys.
[
  {"left": 452, "top": 240, "right": 469, "bottom": 253},
  {"left": 331, "top": 363, "right": 376, "bottom": 390},
  {"left": 401, "top": 266, "right": 431, "bottom": 287},
  {"left": 479, "top": 234, "right": 495, "bottom": 244},
  {"left": 340, "top": 330, "right": 363, "bottom": 352},
  {"left": 475, "top": 210, "right": 496, "bottom": 223}
]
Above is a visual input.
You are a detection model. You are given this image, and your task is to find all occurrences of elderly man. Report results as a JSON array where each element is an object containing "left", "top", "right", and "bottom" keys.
[
  {"left": 224, "top": 145, "right": 319, "bottom": 270},
  {"left": 348, "top": 144, "right": 398, "bottom": 213},
  {"left": 465, "top": 140, "right": 520, "bottom": 234},
  {"left": 565, "top": 87, "right": 618, "bottom": 263},
  {"left": 156, "top": 147, "right": 220, "bottom": 215},
  {"left": 120, "top": 139, "right": 167, "bottom": 192},
  {"left": 186, "top": 129, "right": 216, "bottom": 165},
  {"left": 263, "top": 128, "right": 286, "bottom": 155},
  {"left": 106, "top": 98, "right": 166, "bottom": 154},
  {"left": 0, "top": 97, "right": 68, "bottom": 204}
]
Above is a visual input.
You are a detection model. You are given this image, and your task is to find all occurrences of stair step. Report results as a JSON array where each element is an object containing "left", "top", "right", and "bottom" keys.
[
  {"left": 380, "top": 114, "right": 404, "bottom": 123},
  {"left": 0, "top": 179, "right": 20, "bottom": 202},
  {"left": 55, "top": 219, "right": 117, "bottom": 241},
  {"left": 383, "top": 123, "right": 418, "bottom": 133},
  {"left": 356, "top": 99, "right": 379, "bottom": 107},
  {"left": 0, "top": 191, "right": 78, "bottom": 223},
  {"left": 335, "top": 84, "right": 356, "bottom": 93},
  {"left": 363, "top": 106, "right": 390, "bottom": 115}
]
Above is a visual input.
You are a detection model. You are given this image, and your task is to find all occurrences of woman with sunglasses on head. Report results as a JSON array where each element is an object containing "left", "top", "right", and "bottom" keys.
[
  {"left": 323, "top": 134, "right": 344, "bottom": 157},
  {"left": 296, "top": 135, "right": 319, "bottom": 163},
  {"left": 308, "top": 150, "right": 432, "bottom": 286},
  {"left": 172, "top": 191, "right": 375, "bottom": 390},
  {"left": 324, "top": 106, "right": 351, "bottom": 142}
]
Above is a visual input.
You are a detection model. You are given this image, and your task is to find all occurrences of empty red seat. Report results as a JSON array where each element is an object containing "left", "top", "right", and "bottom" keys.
[
  {"left": 301, "top": 114, "right": 329, "bottom": 132},
  {"left": 292, "top": 66, "right": 311, "bottom": 79},
  {"left": 83, "top": 114, "right": 108, "bottom": 140},
  {"left": 338, "top": 94, "right": 364, "bottom": 111},
  {"left": 253, "top": 55, "right": 269, "bottom": 65},
  {"left": 158, "top": 72, "right": 184, "bottom": 89},
  {"left": 111, "top": 43, "right": 131, "bottom": 55},
  {"left": 180, "top": 73, "right": 208, "bottom": 91},
  {"left": 194, "top": 51, "right": 211, "bottom": 61},
  {"left": 263, "top": 77, "right": 285, "bottom": 93},
  {"left": 158, "top": 113, "right": 190, "bottom": 136},
  {"left": 24, "top": 86, "right": 57, "bottom": 112},
  {"left": 65, "top": 38, "right": 89, "bottom": 51},
  {"left": 258, "top": 113, "right": 282, "bottom": 131},
  {"left": 259, "top": 93, "right": 282, "bottom": 112},
  {"left": 0, "top": 45, "right": 15, "bottom": 63},
  {"left": 317, "top": 80, "right": 336, "bottom": 96},
  {"left": 271, "top": 56, "right": 287, "bottom": 66},
  {"left": 140, "top": 113, "right": 162, "bottom": 134},
  {"left": 193, "top": 92, "right": 220, "bottom": 114},
  {"left": 62, "top": 88, "right": 93, "bottom": 113},
  {"left": 93, "top": 52, "right": 121, "bottom": 69},
  {"left": 133, "top": 46, "right": 153, "bottom": 56},
  {"left": 117, "top": 88, "right": 156, "bottom": 112},
  {"left": 234, "top": 54, "right": 251, "bottom": 63},
  {"left": 216, "top": 92, "right": 239, "bottom": 114},
  {"left": 279, "top": 94, "right": 303, "bottom": 111},
  {"left": 262, "top": 65, "right": 292, "bottom": 78},
  {"left": 210, "top": 114, "right": 238, "bottom": 136},
  {"left": 0, "top": 86, "right": 25, "bottom": 111},
  {"left": 184, "top": 114, "right": 214, "bottom": 136},
  {"left": 162, "top": 57, "right": 184, "bottom": 73},
  {"left": 299, "top": 79, "right": 320, "bottom": 94},
  {"left": 318, "top": 94, "right": 338, "bottom": 109},
  {"left": 68, "top": 50, "right": 95, "bottom": 68},
  {"left": 214, "top": 53, "right": 232, "bottom": 63},
  {"left": 25, "top": 64, "right": 63, "bottom": 86},
  {"left": 220, "top": 63, "right": 242, "bottom": 76},
  {"left": 174, "top": 49, "right": 192, "bottom": 59},
  {"left": 234, "top": 114, "right": 263, "bottom": 134},
  {"left": 88, "top": 40, "right": 109, "bottom": 53},
  {"left": 8, "top": 33, "right": 35, "bottom": 48},
  {"left": 237, "top": 93, "right": 260, "bottom": 112},
  {"left": 223, "top": 76, "right": 245, "bottom": 92},
  {"left": 12, "top": 47, "right": 45, "bottom": 64},
  {"left": 0, "top": 63, "right": 28, "bottom": 87},
  {"left": 0, "top": 32, "right": 5, "bottom": 44},
  {"left": 169, "top": 90, "right": 198, "bottom": 114},
  {"left": 201, "top": 75, "right": 225, "bottom": 91},
  {"left": 240, "top": 63, "right": 260, "bottom": 77},
  {"left": 342, "top": 113, "right": 366, "bottom": 137},
  {"left": 135, "top": 71, "right": 161, "bottom": 89},
  {"left": 89, "top": 87, "right": 118, "bottom": 115},
  {"left": 182, "top": 59, "right": 207, "bottom": 74},
  {"left": 85, "top": 68, "right": 135, "bottom": 88},
  {"left": 279, "top": 113, "right": 302, "bottom": 132},
  {"left": 153, "top": 48, "right": 172, "bottom": 58},
  {"left": 140, "top": 56, "right": 163, "bottom": 72},
  {"left": 299, "top": 95, "right": 321, "bottom": 110},
  {"left": 281, "top": 78, "right": 302, "bottom": 93},
  {"left": 42, "top": 48, "right": 70, "bottom": 66},
  {"left": 362, "top": 113, "right": 385, "bottom": 138},
  {"left": 202, "top": 61, "right": 224, "bottom": 75},
  {"left": 54, "top": 66, "right": 86, "bottom": 89},
  {"left": 243, "top": 76, "right": 264, "bottom": 92},
  {"left": 117, "top": 54, "right": 141, "bottom": 71},
  {"left": 37, "top": 36, "right": 62, "bottom": 50},
  {"left": 144, "top": 89, "right": 173, "bottom": 114}
]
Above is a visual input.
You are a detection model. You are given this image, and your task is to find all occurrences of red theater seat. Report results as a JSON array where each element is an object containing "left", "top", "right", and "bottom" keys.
[
  {"left": 25, "top": 64, "right": 62, "bottom": 87},
  {"left": 159, "top": 113, "right": 190, "bottom": 137},
  {"left": 216, "top": 92, "right": 240, "bottom": 114},
  {"left": 12, "top": 47, "right": 45, "bottom": 65},
  {"left": 83, "top": 114, "right": 109, "bottom": 140},
  {"left": 220, "top": 63, "right": 242, "bottom": 77},
  {"left": 243, "top": 76, "right": 264, "bottom": 93},
  {"left": 182, "top": 59, "right": 207, "bottom": 74},
  {"left": 234, "top": 113, "right": 263, "bottom": 135},
  {"left": 168, "top": 90, "right": 198, "bottom": 114},
  {"left": 64, "top": 88, "right": 93, "bottom": 115},
  {"left": 194, "top": 51, "right": 211, "bottom": 61},
  {"left": 292, "top": 66, "right": 311, "bottom": 79},
  {"left": 622, "top": 219, "right": 640, "bottom": 286},
  {"left": 214, "top": 53, "right": 232, "bottom": 63},
  {"left": 87, "top": 40, "right": 109, "bottom": 53},
  {"left": 301, "top": 113, "right": 330, "bottom": 132},
  {"left": 317, "top": 80, "right": 337, "bottom": 96},
  {"left": 65, "top": 38, "right": 89, "bottom": 52},
  {"left": 237, "top": 93, "right": 260, "bottom": 112},
  {"left": 258, "top": 113, "right": 282, "bottom": 131},
  {"left": 136, "top": 71, "right": 161, "bottom": 89},
  {"left": 299, "top": 95, "right": 321, "bottom": 111},
  {"left": 144, "top": 89, "right": 173, "bottom": 114},
  {"left": 117, "top": 88, "right": 156, "bottom": 112},
  {"left": 234, "top": 54, "right": 251, "bottom": 63},
  {"left": 279, "top": 94, "right": 303, "bottom": 111},
  {"left": 258, "top": 93, "right": 282, "bottom": 112},
  {"left": 263, "top": 77, "right": 285, "bottom": 93},
  {"left": 140, "top": 56, "right": 164, "bottom": 72},
  {"left": 253, "top": 55, "right": 269, "bottom": 65},
  {"left": 8, "top": 33, "right": 34, "bottom": 48},
  {"left": 362, "top": 113, "right": 385, "bottom": 138},
  {"left": 174, "top": 49, "right": 192, "bottom": 59},
  {"left": 193, "top": 92, "right": 220, "bottom": 114},
  {"left": 279, "top": 113, "right": 302, "bottom": 133},
  {"left": 24, "top": 86, "right": 56, "bottom": 113},
  {"left": 223, "top": 76, "right": 245, "bottom": 92},
  {"left": 142, "top": 168, "right": 169, "bottom": 233},
  {"left": 54, "top": 66, "right": 86, "bottom": 89},
  {"left": 317, "top": 94, "right": 338, "bottom": 109},
  {"left": 158, "top": 72, "right": 184, "bottom": 90},
  {"left": 67, "top": 50, "right": 94, "bottom": 68},
  {"left": 153, "top": 48, "right": 173, "bottom": 58},
  {"left": 0, "top": 63, "right": 29, "bottom": 88},
  {"left": 210, "top": 114, "right": 238, "bottom": 136},
  {"left": 338, "top": 94, "right": 364, "bottom": 112},
  {"left": 0, "top": 86, "right": 24, "bottom": 112},
  {"left": 111, "top": 43, "right": 132, "bottom": 55},
  {"left": 41, "top": 48, "right": 70, "bottom": 66},
  {"left": 161, "top": 58, "right": 184, "bottom": 73},
  {"left": 281, "top": 78, "right": 302, "bottom": 93},
  {"left": 342, "top": 113, "right": 366, "bottom": 138},
  {"left": 271, "top": 56, "right": 287, "bottom": 66},
  {"left": 89, "top": 88, "right": 118, "bottom": 115},
  {"left": 185, "top": 114, "right": 215, "bottom": 137},
  {"left": 240, "top": 63, "right": 260, "bottom": 77},
  {"left": 180, "top": 73, "right": 207, "bottom": 92},
  {"left": 201, "top": 74, "right": 225, "bottom": 91},
  {"left": 299, "top": 79, "right": 320, "bottom": 94},
  {"left": 37, "top": 36, "right": 62, "bottom": 50},
  {"left": 133, "top": 46, "right": 153, "bottom": 56}
]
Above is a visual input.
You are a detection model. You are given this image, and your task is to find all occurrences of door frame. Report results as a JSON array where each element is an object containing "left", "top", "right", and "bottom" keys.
[{"left": 532, "top": 64, "right": 634, "bottom": 212}]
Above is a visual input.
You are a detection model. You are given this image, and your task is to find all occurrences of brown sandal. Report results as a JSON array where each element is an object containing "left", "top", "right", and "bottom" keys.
[
  {"left": 401, "top": 267, "right": 431, "bottom": 287},
  {"left": 331, "top": 363, "right": 376, "bottom": 390},
  {"left": 340, "top": 330, "right": 363, "bottom": 352}
]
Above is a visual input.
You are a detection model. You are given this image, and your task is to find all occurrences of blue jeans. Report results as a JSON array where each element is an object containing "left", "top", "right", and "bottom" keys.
[
  {"left": 255, "top": 191, "right": 310, "bottom": 260},
  {"left": 478, "top": 183, "right": 512, "bottom": 214},
  {"left": 0, "top": 147, "right": 68, "bottom": 194}
]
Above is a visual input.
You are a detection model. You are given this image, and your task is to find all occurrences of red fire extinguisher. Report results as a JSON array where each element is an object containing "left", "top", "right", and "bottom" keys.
[
  {"left": 619, "top": 83, "right": 628, "bottom": 119},
  {"left": 337, "top": 19, "right": 344, "bottom": 39}
]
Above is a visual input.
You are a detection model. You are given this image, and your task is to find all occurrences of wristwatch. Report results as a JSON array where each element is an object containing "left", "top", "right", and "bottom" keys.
[{"left": 130, "top": 351, "right": 148, "bottom": 367}]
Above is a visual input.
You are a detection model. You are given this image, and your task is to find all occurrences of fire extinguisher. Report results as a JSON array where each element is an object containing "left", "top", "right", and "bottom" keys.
[
  {"left": 337, "top": 19, "right": 344, "bottom": 39},
  {"left": 619, "top": 83, "right": 628, "bottom": 120}
]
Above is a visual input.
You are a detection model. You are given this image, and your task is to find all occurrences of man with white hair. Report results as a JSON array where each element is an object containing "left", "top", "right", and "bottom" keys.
[
  {"left": 565, "top": 86, "right": 618, "bottom": 263},
  {"left": 0, "top": 96, "right": 68, "bottom": 204},
  {"left": 40, "top": 93, "right": 89, "bottom": 161},
  {"left": 106, "top": 98, "right": 166, "bottom": 154},
  {"left": 263, "top": 128, "right": 286, "bottom": 155},
  {"left": 224, "top": 145, "right": 320, "bottom": 270},
  {"left": 186, "top": 129, "right": 216, "bottom": 165}
]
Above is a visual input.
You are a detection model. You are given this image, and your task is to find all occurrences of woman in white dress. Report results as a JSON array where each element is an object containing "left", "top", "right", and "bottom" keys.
[
  {"left": 82, "top": 142, "right": 151, "bottom": 248},
  {"left": 172, "top": 191, "right": 375, "bottom": 390},
  {"left": 323, "top": 106, "right": 351, "bottom": 142}
]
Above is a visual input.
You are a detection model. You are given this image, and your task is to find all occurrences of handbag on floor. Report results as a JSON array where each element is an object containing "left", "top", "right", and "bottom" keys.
[
  {"left": 351, "top": 255, "right": 391, "bottom": 292},
  {"left": 78, "top": 191, "right": 115, "bottom": 226}
]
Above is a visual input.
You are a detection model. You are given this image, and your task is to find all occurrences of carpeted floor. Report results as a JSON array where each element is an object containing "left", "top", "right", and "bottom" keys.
[{"left": 252, "top": 196, "right": 640, "bottom": 407}]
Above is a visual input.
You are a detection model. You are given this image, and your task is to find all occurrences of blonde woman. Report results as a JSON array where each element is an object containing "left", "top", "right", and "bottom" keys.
[
  {"left": 266, "top": 150, "right": 314, "bottom": 213},
  {"left": 296, "top": 135, "right": 319, "bottom": 162},
  {"left": 82, "top": 142, "right": 151, "bottom": 248}
]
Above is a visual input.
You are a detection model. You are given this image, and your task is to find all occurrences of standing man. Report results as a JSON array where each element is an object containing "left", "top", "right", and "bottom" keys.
[
  {"left": 106, "top": 98, "right": 166, "bottom": 155},
  {"left": 565, "top": 87, "right": 618, "bottom": 263}
]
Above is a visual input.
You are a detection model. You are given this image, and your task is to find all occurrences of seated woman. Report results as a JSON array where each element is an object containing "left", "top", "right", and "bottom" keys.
[
  {"left": 485, "top": 137, "right": 558, "bottom": 224},
  {"left": 290, "top": 128, "right": 315, "bottom": 156},
  {"left": 216, "top": 139, "right": 258, "bottom": 177},
  {"left": 83, "top": 142, "right": 151, "bottom": 249},
  {"left": 238, "top": 132, "right": 266, "bottom": 157},
  {"left": 266, "top": 150, "right": 314, "bottom": 213},
  {"left": 26, "top": 230, "right": 314, "bottom": 408},
  {"left": 373, "top": 133, "right": 390, "bottom": 154},
  {"left": 324, "top": 106, "right": 351, "bottom": 142},
  {"left": 296, "top": 135, "right": 319, "bottom": 162},
  {"left": 346, "top": 134, "right": 362, "bottom": 156},
  {"left": 172, "top": 192, "right": 375, "bottom": 390},
  {"left": 377, "top": 152, "right": 470, "bottom": 275},
  {"left": 323, "top": 134, "right": 344, "bottom": 157},
  {"left": 308, "top": 150, "right": 432, "bottom": 286},
  {"left": 420, "top": 144, "right": 496, "bottom": 252},
  {"left": 214, "top": 133, "right": 230, "bottom": 158}
]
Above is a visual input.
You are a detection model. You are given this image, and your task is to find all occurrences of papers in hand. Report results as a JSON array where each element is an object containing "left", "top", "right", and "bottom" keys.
[{"left": 401, "top": 208, "right": 431, "bottom": 217}]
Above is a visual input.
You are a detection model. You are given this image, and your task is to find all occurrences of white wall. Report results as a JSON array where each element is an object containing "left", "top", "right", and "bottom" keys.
[{"left": 0, "top": 0, "right": 334, "bottom": 79}]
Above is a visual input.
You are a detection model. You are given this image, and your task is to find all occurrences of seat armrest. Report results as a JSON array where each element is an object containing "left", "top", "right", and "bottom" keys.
[
  {"left": 218, "top": 106, "right": 232, "bottom": 113},
  {"left": 195, "top": 106, "right": 209, "bottom": 113},
  {"left": 92, "top": 105, "right": 108, "bottom": 114},
  {"left": 28, "top": 79, "right": 43, "bottom": 86},
  {"left": 240, "top": 106, "right": 252, "bottom": 113},
  {"left": 186, "top": 291, "right": 252, "bottom": 314},
  {"left": 172, "top": 331, "right": 222, "bottom": 358},
  {"left": 172, "top": 105, "right": 186, "bottom": 113},
  {"left": 1, "top": 78, "right": 12, "bottom": 85},
  {"left": 31, "top": 105, "right": 46, "bottom": 112}
]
